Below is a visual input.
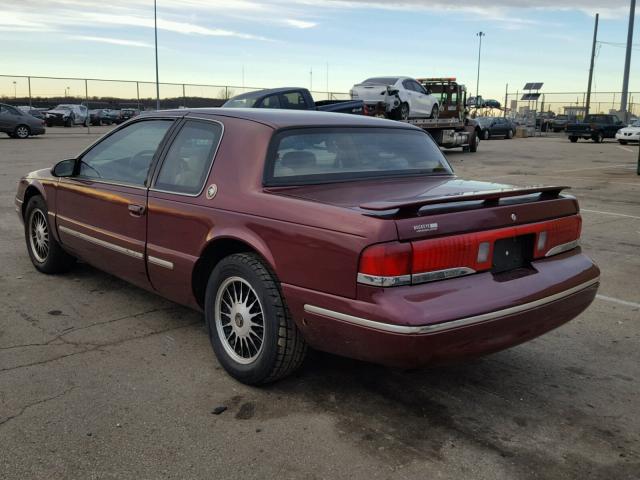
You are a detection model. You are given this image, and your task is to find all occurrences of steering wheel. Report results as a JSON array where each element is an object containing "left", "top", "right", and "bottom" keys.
[{"left": 129, "top": 150, "right": 155, "bottom": 168}]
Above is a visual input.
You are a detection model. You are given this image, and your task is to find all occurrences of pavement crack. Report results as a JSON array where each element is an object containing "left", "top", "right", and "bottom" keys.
[
  {"left": 0, "top": 321, "right": 200, "bottom": 375},
  {"left": 0, "top": 386, "right": 76, "bottom": 428}
]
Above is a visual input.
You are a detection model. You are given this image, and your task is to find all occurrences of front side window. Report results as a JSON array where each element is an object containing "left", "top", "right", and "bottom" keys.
[
  {"left": 266, "top": 128, "right": 452, "bottom": 186},
  {"left": 154, "top": 120, "right": 223, "bottom": 194},
  {"left": 78, "top": 120, "right": 173, "bottom": 186}
]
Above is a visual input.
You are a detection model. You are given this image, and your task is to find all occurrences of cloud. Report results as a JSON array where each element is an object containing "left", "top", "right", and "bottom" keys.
[
  {"left": 67, "top": 35, "right": 153, "bottom": 48},
  {"left": 283, "top": 19, "right": 317, "bottom": 28}
]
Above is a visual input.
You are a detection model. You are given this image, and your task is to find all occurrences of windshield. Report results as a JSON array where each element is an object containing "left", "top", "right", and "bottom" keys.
[
  {"left": 265, "top": 128, "right": 452, "bottom": 186},
  {"left": 54, "top": 105, "right": 72, "bottom": 110},
  {"left": 223, "top": 97, "right": 258, "bottom": 108},
  {"left": 362, "top": 77, "right": 399, "bottom": 85},
  {"left": 630, "top": 120, "right": 640, "bottom": 127}
]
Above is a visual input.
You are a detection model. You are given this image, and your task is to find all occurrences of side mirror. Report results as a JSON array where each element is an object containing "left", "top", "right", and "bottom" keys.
[
  {"left": 51, "top": 158, "right": 76, "bottom": 177},
  {"left": 426, "top": 89, "right": 432, "bottom": 95}
]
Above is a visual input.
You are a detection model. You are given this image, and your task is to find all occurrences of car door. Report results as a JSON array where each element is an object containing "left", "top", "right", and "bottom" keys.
[
  {"left": 0, "top": 104, "right": 21, "bottom": 132},
  {"left": 55, "top": 118, "right": 176, "bottom": 289},
  {"left": 401, "top": 80, "right": 422, "bottom": 116},
  {"left": 146, "top": 117, "right": 224, "bottom": 306},
  {"left": 411, "top": 80, "right": 434, "bottom": 115}
]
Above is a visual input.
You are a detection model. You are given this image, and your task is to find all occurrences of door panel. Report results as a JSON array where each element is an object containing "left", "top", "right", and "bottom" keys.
[{"left": 56, "top": 179, "right": 151, "bottom": 289}]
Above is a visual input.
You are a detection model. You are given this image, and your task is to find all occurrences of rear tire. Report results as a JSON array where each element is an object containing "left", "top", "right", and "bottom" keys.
[
  {"left": 64, "top": 115, "right": 73, "bottom": 128},
  {"left": 14, "top": 125, "right": 30, "bottom": 139},
  {"left": 469, "top": 131, "right": 479, "bottom": 152},
  {"left": 429, "top": 104, "right": 439, "bottom": 119},
  {"left": 569, "top": 136, "right": 578, "bottom": 143},
  {"left": 592, "top": 132, "right": 603, "bottom": 143},
  {"left": 205, "top": 253, "right": 307, "bottom": 385},
  {"left": 483, "top": 129, "right": 490, "bottom": 140},
  {"left": 24, "top": 196, "right": 76, "bottom": 274},
  {"left": 506, "top": 129, "right": 513, "bottom": 139}
]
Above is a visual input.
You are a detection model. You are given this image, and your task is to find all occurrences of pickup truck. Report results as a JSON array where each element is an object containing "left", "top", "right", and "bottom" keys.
[
  {"left": 223, "top": 87, "right": 365, "bottom": 115},
  {"left": 567, "top": 114, "right": 625, "bottom": 143}
]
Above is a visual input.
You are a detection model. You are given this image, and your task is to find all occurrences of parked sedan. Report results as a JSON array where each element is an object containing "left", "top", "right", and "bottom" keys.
[
  {"left": 615, "top": 120, "right": 640, "bottom": 144},
  {"left": 350, "top": 77, "right": 439, "bottom": 120},
  {"left": 15, "top": 109, "right": 599, "bottom": 384},
  {"left": 0, "top": 103, "right": 46, "bottom": 138},
  {"left": 476, "top": 116, "right": 515, "bottom": 139}
]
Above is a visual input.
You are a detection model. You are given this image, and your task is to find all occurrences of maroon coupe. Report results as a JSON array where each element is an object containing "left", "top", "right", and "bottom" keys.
[{"left": 15, "top": 109, "right": 600, "bottom": 384}]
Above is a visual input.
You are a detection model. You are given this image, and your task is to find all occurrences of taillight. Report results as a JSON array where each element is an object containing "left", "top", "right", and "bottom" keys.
[
  {"left": 358, "top": 242, "right": 411, "bottom": 286},
  {"left": 358, "top": 215, "right": 581, "bottom": 287}
]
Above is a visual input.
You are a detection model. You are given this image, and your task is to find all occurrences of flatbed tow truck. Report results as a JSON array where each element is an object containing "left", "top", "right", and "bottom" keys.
[
  {"left": 367, "top": 77, "right": 479, "bottom": 153},
  {"left": 413, "top": 78, "right": 479, "bottom": 153}
]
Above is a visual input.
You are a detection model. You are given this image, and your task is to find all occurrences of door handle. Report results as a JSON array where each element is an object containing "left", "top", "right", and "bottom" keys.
[{"left": 128, "top": 204, "right": 145, "bottom": 216}]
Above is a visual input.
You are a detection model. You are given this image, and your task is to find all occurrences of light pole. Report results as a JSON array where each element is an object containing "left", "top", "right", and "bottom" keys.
[
  {"left": 154, "top": 0, "right": 160, "bottom": 110},
  {"left": 65, "top": 86, "right": 70, "bottom": 98},
  {"left": 475, "top": 31, "right": 485, "bottom": 101},
  {"left": 620, "top": 0, "right": 635, "bottom": 122},
  {"left": 12, "top": 81, "right": 16, "bottom": 99}
]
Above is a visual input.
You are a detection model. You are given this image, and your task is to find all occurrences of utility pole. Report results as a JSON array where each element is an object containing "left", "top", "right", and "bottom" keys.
[
  {"left": 621, "top": 0, "right": 636, "bottom": 122},
  {"left": 585, "top": 13, "right": 599, "bottom": 117},
  {"left": 475, "top": 31, "right": 485, "bottom": 100},
  {"left": 154, "top": 0, "right": 160, "bottom": 110}
]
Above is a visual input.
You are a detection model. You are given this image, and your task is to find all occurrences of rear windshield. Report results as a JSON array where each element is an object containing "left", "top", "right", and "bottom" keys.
[
  {"left": 265, "top": 128, "right": 452, "bottom": 186},
  {"left": 362, "top": 77, "right": 399, "bottom": 85},
  {"left": 223, "top": 97, "right": 258, "bottom": 108}
]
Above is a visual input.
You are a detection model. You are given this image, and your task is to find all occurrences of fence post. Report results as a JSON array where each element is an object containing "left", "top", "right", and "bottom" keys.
[
  {"left": 136, "top": 82, "right": 140, "bottom": 110},
  {"left": 225, "top": 86, "right": 228, "bottom": 99},
  {"left": 28, "top": 76, "right": 32, "bottom": 107},
  {"left": 504, "top": 83, "right": 508, "bottom": 117},
  {"left": 85, "top": 79, "right": 91, "bottom": 134},
  {"left": 182, "top": 83, "right": 186, "bottom": 107}
]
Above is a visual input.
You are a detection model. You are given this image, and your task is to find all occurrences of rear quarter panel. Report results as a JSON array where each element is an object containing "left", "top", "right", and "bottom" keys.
[{"left": 147, "top": 115, "right": 396, "bottom": 307}]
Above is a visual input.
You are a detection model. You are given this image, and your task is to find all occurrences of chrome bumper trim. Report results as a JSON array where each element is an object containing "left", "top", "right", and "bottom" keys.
[
  {"left": 304, "top": 276, "right": 599, "bottom": 335},
  {"left": 545, "top": 240, "right": 579, "bottom": 257},
  {"left": 148, "top": 255, "right": 174, "bottom": 270},
  {"left": 58, "top": 225, "right": 143, "bottom": 260}
]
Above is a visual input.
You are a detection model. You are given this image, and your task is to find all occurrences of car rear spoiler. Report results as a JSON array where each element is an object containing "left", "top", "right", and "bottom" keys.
[{"left": 359, "top": 186, "right": 570, "bottom": 215}]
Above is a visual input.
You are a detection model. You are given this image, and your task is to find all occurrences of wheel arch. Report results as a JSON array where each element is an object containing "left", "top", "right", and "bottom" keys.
[
  {"left": 192, "top": 235, "right": 276, "bottom": 309},
  {"left": 22, "top": 184, "right": 46, "bottom": 220}
]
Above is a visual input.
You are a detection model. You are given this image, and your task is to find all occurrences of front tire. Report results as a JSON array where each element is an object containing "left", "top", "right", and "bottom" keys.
[
  {"left": 592, "top": 132, "right": 603, "bottom": 143},
  {"left": 569, "top": 136, "right": 578, "bottom": 143},
  {"left": 618, "top": 140, "right": 628, "bottom": 145},
  {"left": 483, "top": 129, "right": 490, "bottom": 140},
  {"left": 506, "top": 129, "right": 514, "bottom": 139},
  {"left": 24, "top": 196, "right": 75, "bottom": 274},
  {"left": 205, "top": 253, "right": 306, "bottom": 384}
]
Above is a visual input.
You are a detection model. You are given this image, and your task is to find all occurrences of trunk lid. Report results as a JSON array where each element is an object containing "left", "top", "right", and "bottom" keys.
[{"left": 270, "top": 177, "right": 578, "bottom": 241}]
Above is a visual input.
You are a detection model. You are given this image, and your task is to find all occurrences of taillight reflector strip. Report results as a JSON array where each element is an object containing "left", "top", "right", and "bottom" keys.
[{"left": 358, "top": 215, "right": 582, "bottom": 287}]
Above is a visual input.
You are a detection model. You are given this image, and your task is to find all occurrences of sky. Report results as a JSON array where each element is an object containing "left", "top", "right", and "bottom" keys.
[{"left": 1, "top": 0, "right": 638, "bottom": 104}]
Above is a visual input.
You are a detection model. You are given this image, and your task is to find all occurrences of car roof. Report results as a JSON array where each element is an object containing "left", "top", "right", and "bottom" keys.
[
  {"left": 145, "top": 108, "right": 420, "bottom": 130},
  {"left": 226, "top": 88, "right": 305, "bottom": 101}
]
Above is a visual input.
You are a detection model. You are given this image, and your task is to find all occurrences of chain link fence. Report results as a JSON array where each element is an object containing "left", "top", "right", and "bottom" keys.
[
  {"left": 505, "top": 90, "right": 639, "bottom": 119},
  {"left": 0, "top": 74, "right": 349, "bottom": 111}
]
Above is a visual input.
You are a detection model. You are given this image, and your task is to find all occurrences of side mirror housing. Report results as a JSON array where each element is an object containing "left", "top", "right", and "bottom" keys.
[{"left": 51, "top": 158, "right": 76, "bottom": 177}]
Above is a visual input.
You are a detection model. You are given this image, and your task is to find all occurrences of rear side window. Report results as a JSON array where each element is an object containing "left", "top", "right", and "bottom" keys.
[
  {"left": 154, "top": 120, "right": 222, "bottom": 195},
  {"left": 260, "top": 95, "right": 281, "bottom": 109},
  {"left": 265, "top": 128, "right": 452, "bottom": 186},
  {"left": 280, "top": 92, "right": 307, "bottom": 110}
]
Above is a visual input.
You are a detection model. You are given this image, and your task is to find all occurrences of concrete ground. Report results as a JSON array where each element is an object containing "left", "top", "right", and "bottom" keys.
[{"left": 0, "top": 127, "right": 638, "bottom": 479}]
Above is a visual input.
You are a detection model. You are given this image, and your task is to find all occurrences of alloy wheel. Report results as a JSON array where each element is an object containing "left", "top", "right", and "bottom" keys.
[
  {"left": 16, "top": 126, "right": 29, "bottom": 138},
  {"left": 29, "top": 209, "right": 49, "bottom": 263},
  {"left": 215, "top": 276, "right": 265, "bottom": 364}
]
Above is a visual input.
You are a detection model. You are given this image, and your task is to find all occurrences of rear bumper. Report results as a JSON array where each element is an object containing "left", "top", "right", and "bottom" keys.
[{"left": 284, "top": 250, "right": 599, "bottom": 367}]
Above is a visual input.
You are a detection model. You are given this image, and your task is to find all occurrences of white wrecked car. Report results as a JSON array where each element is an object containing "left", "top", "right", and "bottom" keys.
[{"left": 350, "top": 76, "right": 439, "bottom": 120}]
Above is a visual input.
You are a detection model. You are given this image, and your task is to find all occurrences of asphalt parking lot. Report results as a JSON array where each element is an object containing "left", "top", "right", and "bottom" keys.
[{"left": 1, "top": 127, "right": 638, "bottom": 479}]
